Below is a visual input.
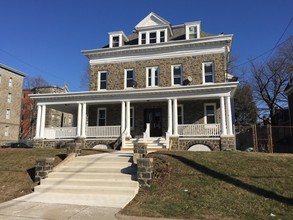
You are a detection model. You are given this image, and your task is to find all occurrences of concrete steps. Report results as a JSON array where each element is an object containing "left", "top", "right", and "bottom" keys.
[
  {"left": 16, "top": 151, "right": 139, "bottom": 208},
  {"left": 123, "top": 137, "right": 167, "bottom": 149}
]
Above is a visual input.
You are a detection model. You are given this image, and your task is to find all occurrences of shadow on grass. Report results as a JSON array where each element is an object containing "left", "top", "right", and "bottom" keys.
[
  {"left": 164, "top": 153, "right": 293, "bottom": 206},
  {"left": 57, "top": 154, "right": 67, "bottom": 160},
  {"left": 26, "top": 167, "right": 35, "bottom": 182}
]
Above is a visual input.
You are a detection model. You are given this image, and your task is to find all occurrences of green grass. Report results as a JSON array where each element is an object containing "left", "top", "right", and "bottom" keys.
[
  {"left": 122, "top": 151, "right": 293, "bottom": 220},
  {"left": 0, "top": 148, "right": 67, "bottom": 203}
]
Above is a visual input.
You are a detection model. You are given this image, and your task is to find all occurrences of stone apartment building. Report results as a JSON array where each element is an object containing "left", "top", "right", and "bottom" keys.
[
  {"left": 31, "top": 12, "right": 238, "bottom": 150},
  {"left": 20, "top": 86, "right": 73, "bottom": 140},
  {"left": 0, "top": 64, "right": 26, "bottom": 145}
]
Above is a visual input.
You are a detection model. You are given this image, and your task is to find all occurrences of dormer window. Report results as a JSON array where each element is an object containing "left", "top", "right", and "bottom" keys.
[
  {"left": 141, "top": 33, "right": 146, "bottom": 44},
  {"left": 160, "top": 31, "right": 165, "bottom": 42},
  {"left": 185, "top": 21, "right": 201, "bottom": 40},
  {"left": 109, "top": 31, "right": 128, "bottom": 48},
  {"left": 150, "top": 32, "right": 157, "bottom": 44},
  {"left": 139, "top": 29, "right": 167, "bottom": 45}
]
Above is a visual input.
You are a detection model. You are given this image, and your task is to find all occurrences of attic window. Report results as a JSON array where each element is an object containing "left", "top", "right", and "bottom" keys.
[
  {"left": 112, "top": 36, "right": 120, "bottom": 47},
  {"left": 185, "top": 22, "right": 201, "bottom": 40}
]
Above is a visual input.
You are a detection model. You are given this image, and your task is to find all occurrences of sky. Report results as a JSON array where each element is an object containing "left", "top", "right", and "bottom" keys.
[{"left": 0, "top": 0, "right": 292, "bottom": 92}]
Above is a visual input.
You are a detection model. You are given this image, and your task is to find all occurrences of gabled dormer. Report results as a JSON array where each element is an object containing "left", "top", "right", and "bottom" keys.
[
  {"left": 135, "top": 12, "right": 173, "bottom": 45},
  {"left": 185, "top": 21, "right": 201, "bottom": 40},
  {"left": 109, "top": 31, "right": 128, "bottom": 48}
]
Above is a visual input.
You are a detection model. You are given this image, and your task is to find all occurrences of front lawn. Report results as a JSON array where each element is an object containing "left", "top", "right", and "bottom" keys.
[{"left": 122, "top": 151, "right": 293, "bottom": 220}]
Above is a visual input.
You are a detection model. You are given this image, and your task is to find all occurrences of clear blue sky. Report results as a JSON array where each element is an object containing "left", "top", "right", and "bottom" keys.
[{"left": 0, "top": 0, "right": 292, "bottom": 91}]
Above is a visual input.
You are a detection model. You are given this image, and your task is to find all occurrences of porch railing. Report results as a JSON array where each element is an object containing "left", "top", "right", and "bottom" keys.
[
  {"left": 178, "top": 124, "right": 220, "bottom": 137},
  {"left": 44, "top": 127, "right": 77, "bottom": 139},
  {"left": 86, "top": 126, "right": 121, "bottom": 137}
]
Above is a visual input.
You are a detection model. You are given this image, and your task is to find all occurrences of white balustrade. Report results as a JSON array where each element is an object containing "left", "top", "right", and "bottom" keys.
[
  {"left": 178, "top": 124, "right": 220, "bottom": 137},
  {"left": 86, "top": 126, "right": 121, "bottom": 137},
  {"left": 44, "top": 127, "right": 77, "bottom": 139}
]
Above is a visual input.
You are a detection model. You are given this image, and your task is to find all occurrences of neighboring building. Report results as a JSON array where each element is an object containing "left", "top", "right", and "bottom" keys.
[
  {"left": 31, "top": 12, "right": 238, "bottom": 150},
  {"left": 0, "top": 64, "right": 26, "bottom": 145},
  {"left": 20, "top": 86, "right": 73, "bottom": 140}
]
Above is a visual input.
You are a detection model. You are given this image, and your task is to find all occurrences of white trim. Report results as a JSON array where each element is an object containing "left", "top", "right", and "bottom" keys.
[
  {"left": 138, "top": 29, "right": 168, "bottom": 45},
  {"left": 171, "top": 64, "right": 183, "bottom": 86},
  {"left": 204, "top": 103, "right": 216, "bottom": 124},
  {"left": 130, "top": 106, "right": 134, "bottom": 130},
  {"left": 7, "top": 93, "right": 12, "bottom": 103},
  {"left": 124, "top": 68, "right": 135, "bottom": 89},
  {"left": 97, "top": 108, "right": 107, "bottom": 126},
  {"left": 146, "top": 66, "right": 159, "bottom": 87},
  {"left": 4, "top": 126, "right": 9, "bottom": 136},
  {"left": 202, "top": 61, "right": 215, "bottom": 84},
  {"left": 98, "top": 71, "right": 107, "bottom": 90},
  {"left": 185, "top": 21, "right": 201, "bottom": 40},
  {"left": 6, "top": 109, "right": 10, "bottom": 120}
]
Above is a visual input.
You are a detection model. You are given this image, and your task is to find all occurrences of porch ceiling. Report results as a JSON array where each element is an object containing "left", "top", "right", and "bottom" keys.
[{"left": 30, "top": 82, "right": 238, "bottom": 106}]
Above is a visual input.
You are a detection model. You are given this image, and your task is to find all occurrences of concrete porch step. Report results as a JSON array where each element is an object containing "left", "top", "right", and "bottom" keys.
[
  {"left": 48, "top": 171, "right": 136, "bottom": 181},
  {"left": 73, "top": 156, "right": 132, "bottom": 163},
  {"left": 40, "top": 178, "right": 139, "bottom": 188},
  {"left": 54, "top": 166, "right": 136, "bottom": 174},
  {"left": 56, "top": 161, "right": 132, "bottom": 168},
  {"left": 34, "top": 185, "right": 138, "bottom": 196}
]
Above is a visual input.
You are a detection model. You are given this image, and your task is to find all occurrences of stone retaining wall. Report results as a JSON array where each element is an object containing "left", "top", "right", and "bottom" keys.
[
  {"left": 35, "top": 157, "right": 55, "bottom": 183},
  {"left": 137, "top": 158, "right": 153, "bottom": 188}
]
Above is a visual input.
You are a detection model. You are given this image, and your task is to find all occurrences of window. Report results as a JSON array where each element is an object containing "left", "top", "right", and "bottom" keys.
[
  {"left": 22, "top": 104, "right": 26, "bottom": 110},
  {"left": 5, "top": 126, "right": 9, "bottom": 136},
  {"left": 149, "top": 32, "right": 157, "bottom": 44},
  {"left": 97, "top": 108, "right": 106, "bottom": 126},
  {"left": 205, "top": 104, "right": 216, "bottom": 124},
  {"left": 68, "top": 118, "right": 72, "bottom": 125},
  {"left": 141, "top": 33, "right": 146, "bottom": 44},
  {"left": 7, "top": 93, "right": 12, "bottom": 103},
  {"left": 130, "top": 107, "right": 134, "bottom": 129},
  {"left": 0, "top": 75, "right": 2, "bottom": 84},
  {"left": 112, "top": 36, "right": 120, "bottom": 47},
  {"left": 146, "top": 67, "right": 159, "bottom": 87},
  {"left": 6, "top": 109, "right": 10, "bottom": 119},
  {"left": 203, "top": 62, "right": 214, "bottom": 83},
  {"left": 160, "top": 31, "right": 165, "bottom": 42},
  {"left": 178, "top": 105, "right": 184, "bottom": 124},
  {"left": 98, "top": 71, "right": 107, "bottom": 90},
  {"left": 125, "top": 69, "right": 135, "bottom": 88},
  {"left": 185, "top": 22, "right": 201, "bottom": 40},
  {"left": 172, "top": 65, "right": 182, "bottom": 85},
  {"left": 9, "top": 77, "right": 13, "bottom": 87}
]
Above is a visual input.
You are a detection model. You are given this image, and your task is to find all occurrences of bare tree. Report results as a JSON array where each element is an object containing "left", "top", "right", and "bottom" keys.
[
  {"left": 23, "top": 75, "right": 49, "bottom": 89},
  {"left": 250, "top": 36, "right": 293, "bottom": 124},
  {"left": 80, "top": 63, "right": 90, "bottom": 90}
]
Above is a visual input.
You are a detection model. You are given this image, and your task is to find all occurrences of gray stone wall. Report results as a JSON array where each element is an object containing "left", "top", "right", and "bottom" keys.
[
  {"left": 137, "top": 158, "right": 153, "bottom": 188},
  {"left": 177, "top": 138, "right": 221, "bottom": 151},
  {"left": 90, "top": 53, "right": 226, "bottom": 91},
  {"left": 220, "top": 136, "right": 236, "bottom": 150},
  {"left": 35, "top": 157, "right": 55, "bottom": 183}
]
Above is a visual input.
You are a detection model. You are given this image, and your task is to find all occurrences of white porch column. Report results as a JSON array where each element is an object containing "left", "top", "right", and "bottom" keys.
[
  {"left": 126, "top": 101, "right": 131, "bottom": 137},
  {"left": 168, "top": 99, "right": 173, "bottom": 134},
  {"left": 121, "top": 101, "right": 126, "bottom": 133},
  {"left": 40, "top": 105, "right": 46, "bottom": 138},
  {"left": 220, "top": 96, "right": 227, "bottom": 135},
  {"left": 225, "top": 96, "right": 233, "bottom": 135},
  {"left": 35, "top": 105, "right": 42, "bottom": 138},
  {"left": 81, "top": 103, "right": 87, "bottom": 137},
  {"left": 77, "top": 103, "right": 82, "bottom": 137},
  {"left": 173, "top": 98, "right": 178, "bottom": 136}
]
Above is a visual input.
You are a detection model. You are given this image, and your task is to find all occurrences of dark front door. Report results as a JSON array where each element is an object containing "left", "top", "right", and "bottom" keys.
[{"left": 144, "top": 109, "right": 162, "bottom": 137}]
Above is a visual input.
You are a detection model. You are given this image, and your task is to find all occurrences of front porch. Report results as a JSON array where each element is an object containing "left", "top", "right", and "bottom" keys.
[{"left": 31, "top": 83, "right": 237, "bottom": 150}]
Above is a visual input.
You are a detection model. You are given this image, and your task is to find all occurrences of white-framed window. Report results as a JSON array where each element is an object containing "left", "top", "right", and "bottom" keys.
[
  {"left": 109, "top": 32, "right": 126, "bottom": 48},
  {"left": 9, "top": 77, "right": 13, "bottom": 87},
  {"left": 178, "top": 105, "right": 184, "bottom": 124},
  {"left": 7, "top": 93, "right": 12, "bottom": 103},
  {"left": 139, "top": 29, "right": 167, "bottom": 44},
  {"left": 202, "top": 62, "right": 214, "bottom": 83},
  {"left": 185, "top": 22, "right": 201, "bottom": 40},
  {"left": 204, "top": 103, "right": 216, "bottom": 124},
  {"left": 111, "top": 35, "right": 120, "bottom": 48},
  {"left": 98, "top": 71, "right": 107, "bottom": 90},
  {"left": 172, "top": 64, "right": 182, "bottom": 86},
  {"left": 146, "top": 67, "right": 159, "bottom": 87},
  {"left": 68, "top": 118, "right": 72, "bottom": 125},
  {"left": 6, "top": 109, "right": 10, "bottom": 120},
  {"left": 125, "top": 69, "right": 135, "bottom": 89},
  {"left": 97, "top": 108, "right": 106, "bottom": 126},
  {"left": 4, "top": 126, "right": 9, "bottom": 136},
  {"left": 130, "top": 107, "right": 134, "bottom": 130}
]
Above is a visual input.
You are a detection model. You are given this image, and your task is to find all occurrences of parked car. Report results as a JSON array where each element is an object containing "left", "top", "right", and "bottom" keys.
[{"left": 1, "top": 143, "right": 32, "bottom": 149}]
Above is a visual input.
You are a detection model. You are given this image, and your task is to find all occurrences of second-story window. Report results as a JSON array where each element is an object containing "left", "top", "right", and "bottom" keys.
[
  {"left": 98, "top": 71, "right": 107, "bottom": 90},
  {"left": 172, "top": 65, "right": 182, "bottom": 86},
  {"left": 6, "top": 109, "right": 10, "bottom": 120},
  {"left": 112, "top": 36, "right": 120, "bottom": 47},
  {"left": 9, "top": 77, "right": 13, "bottom": 87},
  {"left": 146, "top": 67, "right": 159, "bottom": 87},
  {"left": 203, "top": 62, "right": 214, "bottom": 83},
  {"left": 125, "top": 69, "right": 135, "bottom": 88}
]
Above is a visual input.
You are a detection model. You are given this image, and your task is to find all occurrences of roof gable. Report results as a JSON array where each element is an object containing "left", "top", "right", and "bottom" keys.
[{"left": 135, "top": 12, "right": 170, "bottom": 29}]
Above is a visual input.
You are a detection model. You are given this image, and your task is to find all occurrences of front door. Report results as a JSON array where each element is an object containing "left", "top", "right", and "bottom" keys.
[{"left": 144, "top": 109, "right": 162, "bottom": 137}]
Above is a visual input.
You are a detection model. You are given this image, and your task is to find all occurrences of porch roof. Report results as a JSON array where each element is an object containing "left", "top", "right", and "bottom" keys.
[{"left": 30, "top": 82, "right": 238, "bottom": 113}]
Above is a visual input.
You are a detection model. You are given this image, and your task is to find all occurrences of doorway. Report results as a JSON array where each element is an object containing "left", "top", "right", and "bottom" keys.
[{"left": 144, "top": 109, "right": 162, "bottom": 137}]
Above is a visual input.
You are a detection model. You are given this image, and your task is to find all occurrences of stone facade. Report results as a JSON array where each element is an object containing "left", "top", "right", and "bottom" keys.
[
  {"left": 90, "top": 53, "right": 226, "bottom": 91},
  {"left": 0, "top": 64, "right": 25, "bottom": 145},
  {"left": 35, "top": 157, "right": 55, "bottom": 183},
  {"left": 137, "top": 158, "right": 154, "bottom": 188}
]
